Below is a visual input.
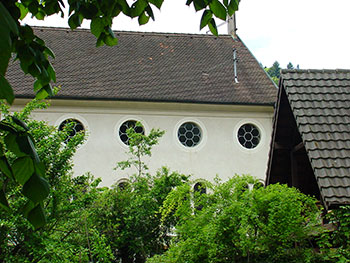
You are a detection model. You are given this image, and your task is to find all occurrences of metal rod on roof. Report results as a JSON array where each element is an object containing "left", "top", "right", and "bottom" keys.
[{"left": 233, "top": 49, "right": 239, "bottom": 83}]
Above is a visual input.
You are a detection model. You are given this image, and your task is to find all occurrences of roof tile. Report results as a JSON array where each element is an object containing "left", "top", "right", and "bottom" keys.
[
  {"left": 7, "top": 27, "right": 277, "bottom": 105},
  {"left": 281, "top": 69, "right": 350, "bottom": 208}
]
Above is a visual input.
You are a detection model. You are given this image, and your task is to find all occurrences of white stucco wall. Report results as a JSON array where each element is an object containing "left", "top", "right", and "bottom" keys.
[{"left": 12, "top": 99, "right": 274, "bottom": 186}]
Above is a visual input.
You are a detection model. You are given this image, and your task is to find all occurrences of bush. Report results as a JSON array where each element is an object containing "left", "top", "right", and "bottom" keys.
[{"left": 149, "top": 176, "right": 322, "bottom": 263}]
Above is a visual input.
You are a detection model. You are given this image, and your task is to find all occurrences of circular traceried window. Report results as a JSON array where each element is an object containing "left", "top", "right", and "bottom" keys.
[
  {"left": 119, "top": 120, "right": 144, "bottom": 145},
  {"left": 237, "top": 123, "right": 260, "bottom": 149},
  {"left": 58, "top": 119, "right": 85, "bottom": 143},
  {"left": 177, "top": 122, "right": 201, "bottom": 147}
]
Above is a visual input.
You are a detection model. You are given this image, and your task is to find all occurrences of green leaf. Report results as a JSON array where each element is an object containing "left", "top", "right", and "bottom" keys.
[
  {"left": 104, "top": 29, "right": 118, "bottom": 46},
  {"left": 44, "top": 46, "right": 55, "bottom": 59},
  {"left": 5, "top": 133, "right": 39, "bottom": 160},
  {"left": 186, "top": 0, "right": 194, "bottom": 5},
  {"left": 23, "top": 201, "right": 46, "bottom": 229},
  {"left": 0, "top": 2, "right": 19, "bottom": 35},
  {"left": 138, "top": 12, "right": 150, "bottom": 25},
  {"left": 200, "top": 10, "right": 212, "bottom": 30},
  {"left": 91, "top": 17, "right": 105, "bottom": 38},
  {"left": 149, "top": 0, "right": 163, "bottom": 9},
  {"left": 0, "top": 74, "right": 15, "bottom": 104},
  {"left": 34, "top": 162, "right": 45, "bottom": 178},
  {"left": 0, "top": 156, "right": 13, "bottom": 179},
  {"left": 193, "top": 0, "right": 207, "bottom": 11},
  {"left": 16, "top": 2, "right": 29, "bottom": 20},
  {"left": 12, "top": 116, "right": 29, "bottom": 131},
  {"left": 130, "top": 0, "right": 148, "bottom": 17},
  {"left": 209, "top": 0, "right": 227, "bottom": 20},
  {"left": 33, "top": 79, "right": 43, "bottom": 92},
  {"left": 47, "top": 63, "right": 56, "bottom": 82},
  {"left": 35, "top": 10, "right": 45, "bottom": 20},
  {"left": 68, "top": 13, "right": 82, "bottom": 29},
  {"left": 145, "top": 6, "right": 154, "bottom": 21},
  {"left": 0, "top": 121, "right": 18, "bottom": 134},
  {"left": 22, "top": 173, "right": 49, "bottom": 203},
  {"left": 13, "top": 156, "right": 34, "bottom": 185},
  {"left": 228, "top": 0, "right": 239, "bottom": 16},
  {"left": 208, "top": 18, "right": 218, "bottom": 36},
  {"left": 36, "top": 86, "right": 49, "bottom": 100},
  {"left": 27, "top": 204, "right": 46, "bottom": 229},
  {"left": 0, "top": 185, "right": 10, "bottom": 212}
]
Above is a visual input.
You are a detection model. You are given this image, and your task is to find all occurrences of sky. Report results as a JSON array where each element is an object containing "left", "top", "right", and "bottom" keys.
[{"left": 23, "top": 0, "right": 350, "bottom": 69}]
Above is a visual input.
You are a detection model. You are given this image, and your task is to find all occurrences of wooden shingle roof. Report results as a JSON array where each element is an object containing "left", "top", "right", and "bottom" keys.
[
  {"left": 267, "top": 69, "right": 350, "bottom": 209},
  {"left": 7, "top": 27, "right": 277, "bottom": 105}
]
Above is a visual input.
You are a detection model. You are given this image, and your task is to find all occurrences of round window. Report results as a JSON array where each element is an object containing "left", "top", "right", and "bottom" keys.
[
  {"left": 119, "top": 120, "right": 144, "bottom": 145},
  {"left": 177, "top": 122, "right": 201, "bottom": 147},
  {"left": 58, "top": 119, "right": 85, "bottom": 143},
  {"left": 237, "top": 123, "right": 260, "bottom": 149}
]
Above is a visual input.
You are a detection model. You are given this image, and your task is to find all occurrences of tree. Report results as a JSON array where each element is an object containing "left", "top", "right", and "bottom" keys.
[
  {"left": 0, "top": 99, "right": 115, "bottom": 262},
  {"left": 0, "top": 0, "right": 241, "bottom": 227},
  {"left": 266, "top": 61, "right": 281, "bottom": 79},
  {"left": 149, "top": 176, "right": 322, "bottom": 263},
  {"left": 287, "top": 62, "right": 294, "bottom": 69},
  {"left": 92, "top": 124, "right": 190, "bottom": 262}
]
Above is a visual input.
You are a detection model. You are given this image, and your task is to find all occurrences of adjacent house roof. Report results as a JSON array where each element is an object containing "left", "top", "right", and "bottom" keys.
[
  {"left": 266, "top": 69, "right": 350, "bottom": 209},
  {"left": 7, "top": 27, "right": 277, "bottom": 105}
]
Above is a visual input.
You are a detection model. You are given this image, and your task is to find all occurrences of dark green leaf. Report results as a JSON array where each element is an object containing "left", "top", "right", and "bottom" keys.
[
  {"left": 0, "top": 2, "right": 19, "bottom": 35},
  {"left": 12, "top": 116, "right": 29, "bottom": 131},
  {"left": 138, "top": 12, "right": 150, "bottom": 25},
  {"left": 28, "top": 63, "right": 42, "bottom": 77},
  {"left": 44, "top": 46, "right": 55, "bottom": 59},
  {"left": 91, "top": 17, "right": 105, "bottom": 38},
  {"left": 0, "top": 74, "right": 15, "bottom": 104},
  {"left": 200, "top": 10, "right": 212, "bottom": 29},
  {"left": 0, "top": 121, "right": 18, "bottom": 134},
  {"left": 27, "top": 203, "right": 47, "bottom": 229},
  {"left": 209, "top": 0, "right": 227, "bottom": 20},
  {"left": 47, "top": 63, "right": 56, "bottom": 82},
  {"left": 34, "top": 162, "right": 45, "bottom": 177},
  {"left": 118, "top": 0, "right": 130, "bottom": 16},
  {"left": 193, "top": 0, "right": 207, "bottom": 11},
  {"left": 68, "top": 13, "right": 82, "bottom": 29},
  {"left": 186, "top": 0, "right": 194, "bottom": 5},
  {"left": 228, "top": 0, "right": 239, "bottom": 16},
  {"left": 0, "top": 156, "right": 13, "bottom": 179},
  {"left": 208, "top": 18, "right": 218, "bottom": 36},
  {"left": 0, "top": 185, "right": 10, "bottom": 212},
  {"left": 149, "top": 0, "right": 163, "bottom": 9},
  {"left": 22, "top": 173, "right": 49, "bottom": 203},
  {"left": 145, "top": 6, "right": 154, "bottom": 21},
  {"left": 20, "top": 25, "right": 35, "bottom": 43},
  {"left": 5, "top": 133, "right": 39, "bottom": 159},
  {"left": 13, "top": 156, "right": 34, "bottom": 185}
]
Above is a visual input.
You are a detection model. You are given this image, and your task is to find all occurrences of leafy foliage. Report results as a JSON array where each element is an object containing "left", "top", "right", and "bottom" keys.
[
  {"left": 116, "top": 122, "right": 165, "bottom": 177},
  {"left": 94, "top": 124, "right": 190, "bottom": 262},
  {"left": 0, "top": 100, "right": 114, "bottom": 262},
  {"left": 149, "top": 176, "right": 323, "bottom": 263},
  {"left": 0, "top": 0, "right": 240, "bottom": 228}
]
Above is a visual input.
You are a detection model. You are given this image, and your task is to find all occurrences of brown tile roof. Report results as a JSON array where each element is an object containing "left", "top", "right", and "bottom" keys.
[
  {"left": 6, "top": 27, "right": 277, "bottom": 105},
  {"left": 281, "top": 69, "right": 350, "bottom": 207}
]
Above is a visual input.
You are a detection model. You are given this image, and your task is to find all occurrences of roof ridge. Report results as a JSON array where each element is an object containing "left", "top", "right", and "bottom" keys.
[
  {"left": 282, "top": 69, "right": 350, "bottom": 73},
  {"left": 32, "top": 25, "right": 235, "bottom": 39}
]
